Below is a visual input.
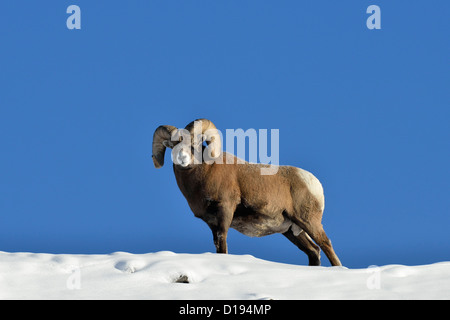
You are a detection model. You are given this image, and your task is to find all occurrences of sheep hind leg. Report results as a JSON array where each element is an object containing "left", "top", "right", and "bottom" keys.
[
  {"left": 283, "top": 228, "right": 321, "bottom": 266},
  {"left": 292, "top": 217, "right": 342, "bottom": 267}
]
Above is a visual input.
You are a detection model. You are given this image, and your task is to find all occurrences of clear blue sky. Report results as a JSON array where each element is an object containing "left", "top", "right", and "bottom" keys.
[{"left": 0, "top": 1, "right": 448, "bottom": 268}]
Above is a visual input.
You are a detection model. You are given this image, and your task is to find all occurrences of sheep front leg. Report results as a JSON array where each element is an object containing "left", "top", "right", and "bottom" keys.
[
  {"left": 208, "top": 204, "right": 234, "bottom": 254},
  {"left": 212, "top": 227, "right": 228, "bottom": 254}
]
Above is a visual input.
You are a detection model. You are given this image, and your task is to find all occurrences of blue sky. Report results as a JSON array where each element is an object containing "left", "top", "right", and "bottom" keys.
[{"left": 0, "top": 1, "right": 448, "bottom": 268}]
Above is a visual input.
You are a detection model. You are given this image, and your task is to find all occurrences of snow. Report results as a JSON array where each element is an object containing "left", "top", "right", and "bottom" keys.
[{"left": 0, "top": 251, "right": 449, "bottom": 300}]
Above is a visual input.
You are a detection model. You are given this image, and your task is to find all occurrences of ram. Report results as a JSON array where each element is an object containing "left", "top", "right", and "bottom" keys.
[{"left": 152, "top": 119, "right": 341, "bottom": 266}]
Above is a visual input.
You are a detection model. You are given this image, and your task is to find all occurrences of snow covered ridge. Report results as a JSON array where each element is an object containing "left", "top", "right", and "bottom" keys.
[{"left": 0, "top": 251, "right": 449, "bottom": 300}]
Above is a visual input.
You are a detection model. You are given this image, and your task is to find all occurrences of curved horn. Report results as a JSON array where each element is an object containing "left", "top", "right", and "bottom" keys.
[
  {"left": 152, "top": 125, "right": 178, "bottom": 168},
  {"left": 185, "top": 119, "right": 222, "bottom": 158}
]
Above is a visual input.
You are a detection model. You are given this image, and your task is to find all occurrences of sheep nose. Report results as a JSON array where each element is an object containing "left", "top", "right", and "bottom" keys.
[{"left": 178, "top": 152, "right": 189, "bottom": 164}]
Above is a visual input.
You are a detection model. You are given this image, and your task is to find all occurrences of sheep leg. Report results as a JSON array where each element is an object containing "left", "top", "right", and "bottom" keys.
[
  {"left": 309, "top": 226, "right": 342, "bottom": 266},
  {"left": 291, "top": 218, "right": 342, "bottom": 266},
  {"left": 212, "top": 228, "right": 228, "bottom": 254},
  {"left": 208, "top": 205, "right": 234, "bottom": 254},
  {"left": 283, "top": 228, "right": 321, "bottom": 266}
]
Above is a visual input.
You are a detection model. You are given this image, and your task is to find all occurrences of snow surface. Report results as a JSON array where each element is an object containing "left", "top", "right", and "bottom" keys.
[{"left": 0, "top": 251, "right": 449, "bottom": 300}]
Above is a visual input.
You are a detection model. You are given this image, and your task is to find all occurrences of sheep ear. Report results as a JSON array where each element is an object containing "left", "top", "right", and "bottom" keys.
[
  {"left": 204, "top": 131, "right": 221, "bottom": 158},
  {"left": 152, "top": 125, "right": 178, "bottom": 168}
]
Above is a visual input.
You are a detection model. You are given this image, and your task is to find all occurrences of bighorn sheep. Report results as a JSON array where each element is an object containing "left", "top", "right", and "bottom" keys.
[{"left": 152, "top": 119, "right": 342, "bottom": 266}]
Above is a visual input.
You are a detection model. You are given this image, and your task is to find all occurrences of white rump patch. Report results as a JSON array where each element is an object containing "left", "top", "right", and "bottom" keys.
[{"left": 296, "top": 168, "right": 325, "bottom": 211}]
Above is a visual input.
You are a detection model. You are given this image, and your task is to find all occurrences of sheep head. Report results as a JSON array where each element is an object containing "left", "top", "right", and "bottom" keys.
[{"left": 152, "top": 119, "right": 222, "bottom": 169}]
